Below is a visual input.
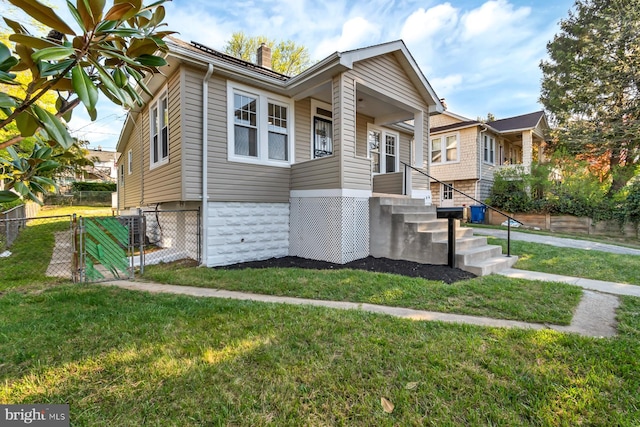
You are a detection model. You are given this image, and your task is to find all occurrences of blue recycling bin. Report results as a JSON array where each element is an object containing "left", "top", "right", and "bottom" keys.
[{"left": 470, "top": 205, "right": 486, "bottom": 224}]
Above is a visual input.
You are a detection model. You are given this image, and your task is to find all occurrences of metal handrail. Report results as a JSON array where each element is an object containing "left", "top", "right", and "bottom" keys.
[{"left": 401, "top": 161, "right": 521, "bottom": 257}]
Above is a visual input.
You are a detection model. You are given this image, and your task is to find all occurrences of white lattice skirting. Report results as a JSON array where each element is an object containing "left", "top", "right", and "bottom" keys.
[
  {"left": 289, "top": 196, "right": 370, "bottom": 264},
  {"left": 206, "top": 202, "right": 290, "bottom": 266}
]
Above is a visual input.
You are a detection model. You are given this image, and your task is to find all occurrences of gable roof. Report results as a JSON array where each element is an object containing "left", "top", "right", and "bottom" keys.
[
  {"left": 118, "top": 37, "right": 444, "bottom": 151},
  {"left": 170, "top": 37, "right": 289, "bottom": 81},
  {"left": 486, "top": 111, "right": 545, "bottom": 132}
]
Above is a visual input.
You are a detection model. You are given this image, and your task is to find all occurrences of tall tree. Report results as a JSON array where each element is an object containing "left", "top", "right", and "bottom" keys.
[
  {"left": 540, "top": 0, "right": 640, "bottom": 194},
  {"left": 0, "top": 0, "right": 173, "bottom": 203},
  {"left": 223, "top": 31, "right": 312, "bottom": 76}
]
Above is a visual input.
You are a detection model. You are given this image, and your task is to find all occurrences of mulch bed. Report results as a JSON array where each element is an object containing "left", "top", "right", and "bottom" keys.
[{"left": 217, "top": 256, "right": 476, "bottom": 284}]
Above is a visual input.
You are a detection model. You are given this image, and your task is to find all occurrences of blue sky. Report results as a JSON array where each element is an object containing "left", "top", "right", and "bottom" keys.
[{"left": 3, "top": 0, "right": 577, "bottom": 151}]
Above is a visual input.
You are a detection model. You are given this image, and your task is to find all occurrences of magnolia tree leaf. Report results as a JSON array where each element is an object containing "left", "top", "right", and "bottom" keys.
[
  {"left": 72, "top": 64, "right": 99, "bottom": 112},
  {"left": 0, "top": 93, "right": 17, "bottom": 108},
  {"left": 0, "top": 190, "right": 20, "bottom": 203},
  {"left": 0, "top": 43, "right": 12, "bottom": 64},
  {"left": 33, "top": 105, "right": 75, "bottom": 149},
  {"left": 7, "top": 0, "right": 76, "bottom": 35},
  {"left": 135, "top": 54, "right": 166, "bottom": 67},
  {"left": 9, "top": 34, "right": 60, "bottom": 50},
  {"left": 104, "top": 3, "right": 135, "bottom": 21},
  {"left": 16, "top": 111, "right": 39, "bottom": 137},
  {"left": 31, "top": 46, "right": 75, "bottom": 62}
]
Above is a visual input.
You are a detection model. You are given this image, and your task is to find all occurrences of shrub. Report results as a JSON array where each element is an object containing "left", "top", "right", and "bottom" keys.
[
  {"left": 71, "top": 182, "right": 116, "bottom": 192},
  {"left": 622, "top": 179, "right": 640, "bottom": 224},
  {"left": 489, "top": 166, "right": 531, "bottom": 212}
]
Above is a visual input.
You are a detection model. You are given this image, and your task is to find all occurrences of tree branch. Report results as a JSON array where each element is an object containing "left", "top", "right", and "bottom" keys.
[{"left": 0, "top": 97, "right": 81, "bottom": 150}]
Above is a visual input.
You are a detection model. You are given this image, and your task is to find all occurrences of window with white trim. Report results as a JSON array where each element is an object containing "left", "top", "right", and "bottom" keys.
[
  {"left": 311, "top": 99, "right": 333, "bottom": 158},
  {"left": 127, "top": 149, "right": 133, "bottom": 174},
  {"left": 119, "top": 164, "right": 125, "bottom": 188},
  {"left": 483, "top": 135, "right": 496, "bottom": 164},
  {"left": 228, "top": 82, "right": 293, "bottom": 166},
  {"left": 367, "top": 125, "right": 399, "bottom": 173},
  {"left": 430, "top": 133, "right": 459, "bottom": 164},
  {"left": 150, "top": 91, "right": 168, "bottom": 167}
]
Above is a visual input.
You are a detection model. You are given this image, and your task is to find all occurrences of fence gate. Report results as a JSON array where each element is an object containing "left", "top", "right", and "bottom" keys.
[{"left": 77, "top": 216, "right": 138, "bottom": 282}]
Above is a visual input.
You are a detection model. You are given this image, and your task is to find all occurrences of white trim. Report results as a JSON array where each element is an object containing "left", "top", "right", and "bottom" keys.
[
  {"left": 366, "top": 124, "right": 400, "bottom": 174},
  {"left": 127, "top": 149, "right": 133, "bottom": 175},
  {"left": 310, "top": 99, "right": 333, "bottom": 159},
  {"left": 290, "top": 189, "right": 372, "bottom": 198},
  {"left": 227, "top": 81, "right": 295, "bottom": 168},
  {"left": 483, "top": 134, "right": 496, "bottom": 165},
  {"left": 430, "top": 132, "right": 460, "bottom": 165},
  {"left": 149, "top": 87, "right": 169, "bottom": 170}
]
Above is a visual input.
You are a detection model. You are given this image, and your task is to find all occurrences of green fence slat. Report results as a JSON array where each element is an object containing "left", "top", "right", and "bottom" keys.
[
  {"left": 84, "top": 220, "right": 129, "bottom": 278},
  {"left": 96, "top": 217, "right": 129, "bottom": 245},
  {"left": 85, "top": 220, "right": 127, "bottom": 261},
  {"left": 84, "top": 254, "right": 104, "bottom": 281}
]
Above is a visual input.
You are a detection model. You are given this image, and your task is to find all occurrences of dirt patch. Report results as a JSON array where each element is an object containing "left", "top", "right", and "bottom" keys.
[{"left": 217, "top": 256, "right": 476, "bottom": 284}]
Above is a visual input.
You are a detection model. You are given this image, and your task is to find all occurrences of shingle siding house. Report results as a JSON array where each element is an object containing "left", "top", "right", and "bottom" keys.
[
  {"left": 117, "top": 38, "right": 452, "bottom": 267},
  {"left": 428, "top": 110, "right": 549, "bottom": 207}
]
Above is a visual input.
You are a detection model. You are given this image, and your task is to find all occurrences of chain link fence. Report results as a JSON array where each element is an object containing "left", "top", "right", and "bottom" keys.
[
  {"left": 138, "top": 209, "right": 201, "bottom": 271},
  {"left": 1, "top": 207, "right": 200, "bottom": 283},
  {"left": 44, "top": 191, "right": 114, "bottom": 207},
  {"left": 0, "top": 214, "right": 74, "bottom": 280}
]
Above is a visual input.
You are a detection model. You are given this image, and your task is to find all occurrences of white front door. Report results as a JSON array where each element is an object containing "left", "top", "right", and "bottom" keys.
[
  {"left": 441, "top": 182, "right": 454, "bottom": 207},
  {"left": 368, "top": 125, "right": 399, "bottom": 174}
]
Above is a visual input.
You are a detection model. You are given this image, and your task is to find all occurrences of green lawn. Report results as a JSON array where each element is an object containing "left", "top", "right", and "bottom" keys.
[
  {"left": 144, "top": 262, "right": 582, "bottom": 325},
  {"left": 3, "top": 205, "right": 640, "bottom": 425},
  {"left": 1, "top": 285, "right": 639, "bottom": 426},
  {"left": 488, "top": 237, "right": 640, "bottom": 285}
]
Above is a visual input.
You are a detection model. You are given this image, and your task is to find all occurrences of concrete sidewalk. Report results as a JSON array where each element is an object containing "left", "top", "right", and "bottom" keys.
[
  {"left": 102, "top": 276, "right": 622, "bottom": 338},
  {"left": 472, "top": 227, "right": 640, "bottom": 256},
  {"left": 500, "top": 268, "right": 640, "bottom": 297}
]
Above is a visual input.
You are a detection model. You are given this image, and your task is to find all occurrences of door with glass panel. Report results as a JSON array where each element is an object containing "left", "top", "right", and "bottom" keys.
[
  {"left": 368, "top": 128, "right": 398, "bottom": 174},
  {"left": 441, "top": 182, "right": 454, "bottom": 207}
]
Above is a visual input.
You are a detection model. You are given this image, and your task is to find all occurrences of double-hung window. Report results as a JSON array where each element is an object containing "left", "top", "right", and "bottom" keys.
[
  {"left": 228, "top": 82, "right": 293, "bottom": 166},
  {"left": 430, "top": 133, "right": 459, "bottom": 164},
  {"left": 483, "top": 135, "right": 496, "bottom": 164},
  {"left": 127, "top": 150, "right": 133, "bottom": 174},
  {"left": 150, "top": 91, "right": 168, "bottom": 168}
]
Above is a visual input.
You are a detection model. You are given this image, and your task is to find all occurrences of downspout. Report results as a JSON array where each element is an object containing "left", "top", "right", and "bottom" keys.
[{"left": 201, "top": 63, "right": 214, "bottom": 266}]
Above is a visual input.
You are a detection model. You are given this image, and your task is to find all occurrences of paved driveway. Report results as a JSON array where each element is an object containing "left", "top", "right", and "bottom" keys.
[{"left": 472, "top": 228, "right": 640, "bottom": 256}]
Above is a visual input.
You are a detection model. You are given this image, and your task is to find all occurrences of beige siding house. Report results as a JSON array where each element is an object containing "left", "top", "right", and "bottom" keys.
[
  {"left": 116, "top": 38, "right": 444, "bottom": 266},
  {"left": 428, "top": 110, "right": 550, "bottom": 207}
]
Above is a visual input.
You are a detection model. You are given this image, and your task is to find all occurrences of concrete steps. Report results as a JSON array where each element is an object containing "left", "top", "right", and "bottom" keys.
[{"left": 370, "top": 196, "right": 518, "bottom": 276}]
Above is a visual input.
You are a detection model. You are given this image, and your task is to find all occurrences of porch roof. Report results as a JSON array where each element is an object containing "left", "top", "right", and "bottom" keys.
[{"left": 487, "top": 111, "right": 545, "bottom": 132}]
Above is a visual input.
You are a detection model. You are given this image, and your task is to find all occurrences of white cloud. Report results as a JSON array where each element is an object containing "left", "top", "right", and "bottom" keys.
[
  {"left": 430, "top": 74, "right": 463, "bottom": 96},
  {"left": 314, "top": 17, "right": 381, "bottom": 58},
  {"left": 460, "top": 0, "right": 531, "bottom": 41},
  {"left": 400, "top": 3, "right": 459, "bottom": 44}
]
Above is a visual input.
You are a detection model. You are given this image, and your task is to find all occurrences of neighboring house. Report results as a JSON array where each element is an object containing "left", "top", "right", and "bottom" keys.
[
  {"left": 428, "top": 110, "right": 550, "bottom": 207},
  {"left": 116, "top": 38, "right": 445, "bottom": 267},
  {"left": 57, "top": 147, "right": 119, "bottom": 191}
]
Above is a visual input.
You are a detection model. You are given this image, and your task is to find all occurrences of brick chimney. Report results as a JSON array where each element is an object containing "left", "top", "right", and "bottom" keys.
[{"left": 257, "top": 43, "right": 271, "bottom": 69}]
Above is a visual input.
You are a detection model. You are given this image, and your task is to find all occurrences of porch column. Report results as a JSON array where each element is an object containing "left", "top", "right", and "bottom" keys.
[
  {"left": 407, "top": 110, "right": 430, "bottom": 198},
  {"left": 522, "top": 130, "right": 533, "bottom": 172}
]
